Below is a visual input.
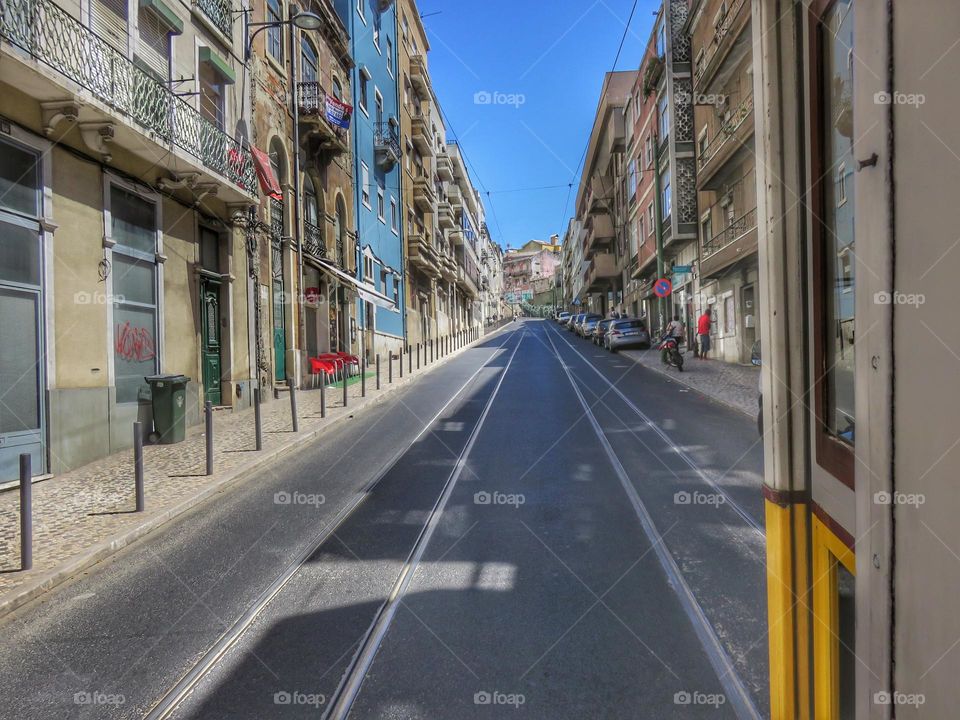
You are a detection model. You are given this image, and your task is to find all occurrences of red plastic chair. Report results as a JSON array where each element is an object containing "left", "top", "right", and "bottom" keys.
[
  {"left": 309, "top": 357, "right": 337, "bottom": 388},
  {"left": 335, "top": 352, "right": 360, "bottom": 375}
]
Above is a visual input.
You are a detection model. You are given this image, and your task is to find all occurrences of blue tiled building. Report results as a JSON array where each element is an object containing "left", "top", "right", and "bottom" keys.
[{"left": 335, "top": 0, "right": 405, "bottom": 358}]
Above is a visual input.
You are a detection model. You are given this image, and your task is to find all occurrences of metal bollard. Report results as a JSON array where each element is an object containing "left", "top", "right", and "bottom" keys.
[
  {"left": 134, "top": 422, "right": 144, "bottom": 512},
  {"left": 342, "top": 366, "right": 348, "bottom": 407},
  {"left": 389, "top": 351, "right": 393, "bottom": 383},
  {"left": 376, "top": 354, "right": 381, "bottom": 390},
  {"left": 205, "top": 401, "right": 214, "bottom": 475},
  {"left": 290, "top": 382, "right": 299, "bottom": 432},
  {"left": 19, "top": 454, "right": 32, "bottom": 570},
  {"left": 408, "top": 345, "right": 412, "bottom": 374},
  {"left": 254, "top": 388, "right": 263, "bottom": 451},
  {"left": 320, "top": 375, "right": 327, "bottom": 418},
  {"left": 417, "top": 343, "right": 421, "bottom": 370},
  {"left": 399, "top": 346, "right": 403, "bottom": 378},
  {"left": 430, "top": 338, "right": 434, "bottom": 363},
  {"left": 361, "top": 357, "right": 366, "bottom": 398}
]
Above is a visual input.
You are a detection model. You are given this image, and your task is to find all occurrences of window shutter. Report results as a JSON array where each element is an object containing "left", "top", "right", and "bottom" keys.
[
  {"left": 137, "top": 5, "right": 169, "bottom": 78},
  {"left": 92, "top": 0, "right": 129, "bottom": 53}
]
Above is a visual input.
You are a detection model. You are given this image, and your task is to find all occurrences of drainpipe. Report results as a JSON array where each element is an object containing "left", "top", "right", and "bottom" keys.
[
  {"left": 289, "top": 7, "right": 305, "bottom": 385},
  {"left": 652, "top": 126, "right": 666, "bottom": 332}
]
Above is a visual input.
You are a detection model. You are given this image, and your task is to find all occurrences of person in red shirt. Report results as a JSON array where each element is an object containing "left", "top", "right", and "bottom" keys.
[{"left": 696, "top": 307, "right": 712, "bottom": 359}]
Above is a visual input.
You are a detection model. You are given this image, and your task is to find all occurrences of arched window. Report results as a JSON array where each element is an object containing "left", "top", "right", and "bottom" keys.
[
  {"left": 335, "top": 195, "right": 346, "bottom": 268},
  {"left": 301, "top": 36, "right": 318, "bottom": 84},
  {"left": 303, "top": 174, "right": 319, "bottom": 227},
  {"left": 332, "top": 76, "right": 343, "bottom": 100}
]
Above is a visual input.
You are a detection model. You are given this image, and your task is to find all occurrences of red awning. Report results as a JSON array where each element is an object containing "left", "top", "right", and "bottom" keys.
[{"left": 251, "top": 146, "right": 283, "bottom": 200}]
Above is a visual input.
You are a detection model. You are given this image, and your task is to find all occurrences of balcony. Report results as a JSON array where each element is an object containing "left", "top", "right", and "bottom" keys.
[
  {"left": 0, "top": 0, "right": 255, "bottom": 197},
  {"left": 409, "top": 52, "right": 429, "bottom": 94},
  {"left": 411, "top": 111, "right": 432, "bottom": 156},
  {"left": 412, "top": 175, "right": 436, "bottom": 211},
  {"left": 375, "top": 122, "right": 401, "bottom": 170},
  {"left": 448, "top": 184, "right": 464, "bottom": 213},
  {"left": 439, "top": 254, "right": 457, "bottom": 282},
  {"left": 195, "top": 0, "right": 232, "bottom": 39},
  {"left": 582, "top": 212, "right": 615, "bottom": 260},
  {"left": 696, "top": 94, "right": 755, "bottom": 187},
  {"left": 407, "top": 233, "right": 440, "bottom": 277},
  {"left": 586, "top": 253, "right": 619, "bottom": 291},
  {"left": 693, "top": 0, "right": 751, "bottom": 93},
  {"left": 436, "top": 153, "right": 454, "bottom": 182},
  {"left": 302, "top": 219, "right": 328, "bottom": 261},
  {"left": 297, "top": 82, "right": 349, "bottom": 156},
  {"left": 437, "top": 200, "right": 456, "bottom": 230},
  {"left": 456, "top": 266, "right": 479, "bottom": 298},
  {"left": 449, "top": 229, "right": 465, "bottom": 247},
  {"left": 700, "top": 207, "right": 758, "bottom": 278}
]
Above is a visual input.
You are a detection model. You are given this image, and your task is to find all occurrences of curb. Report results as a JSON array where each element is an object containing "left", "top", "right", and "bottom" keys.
[{"left": 0, "top": 327, "right": 513, "bottom": 619}]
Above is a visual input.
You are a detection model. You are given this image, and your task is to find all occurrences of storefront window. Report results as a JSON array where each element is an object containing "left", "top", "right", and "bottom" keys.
[{"left": 110, "top": 186, "right": 159, "bottom": 403}]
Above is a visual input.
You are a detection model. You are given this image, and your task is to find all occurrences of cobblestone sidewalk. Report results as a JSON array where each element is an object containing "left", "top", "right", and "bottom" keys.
[
  {"left": 0, "top": 333, "right": 497, "bottom": 615},
  {"left": 620, "top": 346, "right": 760, "bottom": 418}
]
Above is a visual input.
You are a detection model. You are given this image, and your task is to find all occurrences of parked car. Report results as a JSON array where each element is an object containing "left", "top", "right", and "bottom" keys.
[
  {"left": 557, "top": 311, "right": 571, "bottom": 326},
  {"left": 605, "top": 318, "right": 651, "bottom": 351},
  {"left": 593, "top": 318, "right": 615, "bottom": 345},
  {"left": 569, "top": 313, "right": 586, "bottom": 333},
  {"left": 578, "top": 314, "right": 603, "bottom": 337}
]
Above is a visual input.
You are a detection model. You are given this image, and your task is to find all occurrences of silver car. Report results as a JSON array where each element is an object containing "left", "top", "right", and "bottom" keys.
[
  {"left": 605, "top": 318, "right": 651, "bottom": 351},
  {"left": 579, "top": 314, "right": 603, "bottom": 337}
]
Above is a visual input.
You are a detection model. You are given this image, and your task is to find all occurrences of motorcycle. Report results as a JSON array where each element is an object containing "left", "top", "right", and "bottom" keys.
[{"left": 658, "top": 335, "right": 684, "bottom": 372}]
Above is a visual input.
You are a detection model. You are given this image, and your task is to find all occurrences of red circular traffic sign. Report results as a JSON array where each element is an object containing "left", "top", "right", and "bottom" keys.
[{"left": 653, "top": 278, "right": 673, "bottom": 298}]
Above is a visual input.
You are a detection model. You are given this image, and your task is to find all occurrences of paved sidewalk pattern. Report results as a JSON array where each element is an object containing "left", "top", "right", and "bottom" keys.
[
  {"left": 0, "top": 332, "right": 499, "bottom": 614},
  {"left": 619, "top": 346, "right": 760, "bottom": 417}
]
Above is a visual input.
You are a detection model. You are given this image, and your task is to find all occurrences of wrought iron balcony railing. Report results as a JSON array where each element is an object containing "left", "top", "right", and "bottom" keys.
[
  {"left": 336, "top": 232, "right": 345, "bottom": 268},
  {"left": 0, "top": 0, "right": 254, "bottom": 193},
  {"left": 374, "top": 122, "right": 400, "bottom": 163},
  {"left": 302, "top": 219, "right": 327, "bottom": 260},
  {"left": 697, "top": 94, "right": 754, "bottom": 171},
  {"left": 693, "top": 0, "right": 748, "bottom": 89},
  {"left": 195, "top": 0, "right": 232, "bottom": 37},
  {"left": 701, "top": 207, "right": 757, "bottom": 259},
  {"left": 297, "top": 81, "right": 349, "bottom": 145}
]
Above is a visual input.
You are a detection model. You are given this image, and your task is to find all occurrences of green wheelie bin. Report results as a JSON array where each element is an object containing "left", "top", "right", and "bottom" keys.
[{"left": 145, "top": 375, "right": 191, "bottom": 444}]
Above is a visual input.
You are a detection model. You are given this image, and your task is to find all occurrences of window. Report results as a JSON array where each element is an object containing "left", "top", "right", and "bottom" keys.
[
  {"left": 812, "top": 0, "right": 856, "bottom": 477},
  {"left": 363, "top": 255, "right": 374, "bottom": 281},
  {"left": 658, "top": 93, "right": 670, "bottom": 141},
  {"left": 644, "top": 134, "right": 654, "bottom": 168},
  {"left": 638, "top": 215, "right": 645, "bottom": 245},
  {"left": 656, "top": 21, "right": 666, "bottom": 57},
  {"left": 628, "top": 218, "right": 637, "bottom": 256},
  {"left": 390, "top": 197, "right": 398, "bottom": 232},
  {"left": 373, "top": 24, "right": 380, "bottom": 50},
  {"left": 661, "top": 171, "right": 671, "bottom": 219},
  {"left": 267, "top": 0, "right": 282, "bottom": 62},
  {"left": 109, "top": 184, "right": 159, "bottom": 404},
  {"left": 723, "top": 295, "right": 735, "bottom": 335},
  {"left": 359, "top": 72, "right": 369, "bottom": 114},
  {"left": 199, "top": 59, "right": 225, "bottom": 129},
  {"left": 301, "top": 37, "right": 318, "bottom": 84},
  {"left": 375, "top": 90, "right": 384, "bottom": 127},
  {"left": 386, "top": 36, "right": 393, "bottom": 75},
  {"left": 701, "top": 213, "right": 712, "bottom": 247},
  {"left": 361, "top": 162, "right": 370, "bottom": 207},
  {"left": 356, "top": 0, "right": 364, "bottom": 22},
  {"left": 377, "top": 183, "right": 385, "bottom": 222},
  {"left": 332, "top": 77, "right": 343, "bottom": 100},
  {"left": 627, "top": 159, "right": 637, "bottom": 198},
  {"left": 137, "top": 5, "right": 172, "bottom": 80},
  {"left": 698, "top": 129, "right": 709, "bottom": 157}
]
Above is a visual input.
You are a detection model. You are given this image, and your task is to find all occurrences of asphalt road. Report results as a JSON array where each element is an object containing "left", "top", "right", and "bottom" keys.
[{"left": 0, "top": 319, "right": 768, "bottom": 719}]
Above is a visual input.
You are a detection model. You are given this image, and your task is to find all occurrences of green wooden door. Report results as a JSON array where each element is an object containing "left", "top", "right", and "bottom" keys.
[{"left": 200, "top": 279, "right": 222, "bottom": 405}]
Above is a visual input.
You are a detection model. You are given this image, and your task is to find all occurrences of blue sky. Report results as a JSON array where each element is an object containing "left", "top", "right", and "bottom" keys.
[{"left": 420, "top": 0, "right": 659, "bottom": 251}]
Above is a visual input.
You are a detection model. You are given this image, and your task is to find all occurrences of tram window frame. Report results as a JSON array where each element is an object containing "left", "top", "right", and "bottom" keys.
[
  {"left": 812, "top": 512, "right": 857, "bottom": 720},
  {"left": 808, "top": 0, "right": 855, "bottom": 487}
]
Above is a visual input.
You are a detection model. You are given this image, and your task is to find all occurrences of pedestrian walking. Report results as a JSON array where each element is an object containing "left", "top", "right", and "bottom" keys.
[{"left": 697, "top": 306, "right": 712, "bottom": 359}]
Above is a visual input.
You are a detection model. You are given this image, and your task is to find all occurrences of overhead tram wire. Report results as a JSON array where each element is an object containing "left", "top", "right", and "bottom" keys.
[{"left": 555, "top": 0, "right": 642, "bottom": 239}]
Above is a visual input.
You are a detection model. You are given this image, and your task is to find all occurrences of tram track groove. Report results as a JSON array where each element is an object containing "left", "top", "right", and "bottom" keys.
[
  {"left": 323, "top": 331, "right": 525, "bottom": 720},
  {"left": 143, "top": 327, "right": 523, "bottom": 720},
  {"left": 545, "top": 321, "right": 765, "bottom": 537},
  {"left": 542, "top": 324, "right": 763, "bottom": 720}
]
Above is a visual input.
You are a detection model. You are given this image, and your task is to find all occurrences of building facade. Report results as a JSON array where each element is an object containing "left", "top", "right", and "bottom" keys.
[
  {"left": 249, "top": 0, "right": 357, "bottom": 393},
  {"left": 689, "top": 0, "right": 759, "bottom": 363},
  {"left": 335, "top": 0, "right": 404, "bottom": 360},
  {"left": 572, "top": 71, "right": 636, "bottom": 317},
  {"left": 0, "top": 0, "right": 258, "bottom": 479}
]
